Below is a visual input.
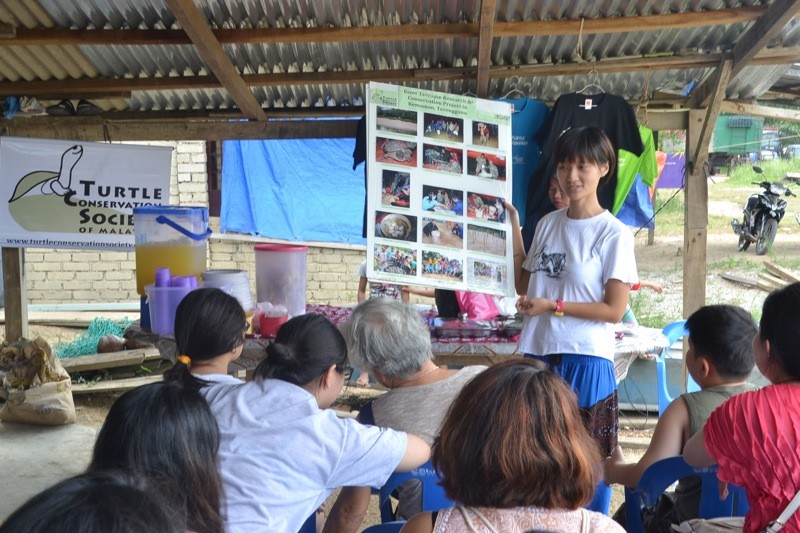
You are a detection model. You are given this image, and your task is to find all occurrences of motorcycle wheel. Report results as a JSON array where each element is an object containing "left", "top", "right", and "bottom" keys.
[
  {"left": 756, "top": 218, "right": 778, "bottom": 255},
  {"left": 738, "top": 234, "right": 750, "bottom": 252}
]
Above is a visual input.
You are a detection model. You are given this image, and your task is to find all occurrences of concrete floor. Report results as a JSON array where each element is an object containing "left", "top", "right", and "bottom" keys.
[{"left": 0, "top": 421, "right": 97, "bottom": 522}]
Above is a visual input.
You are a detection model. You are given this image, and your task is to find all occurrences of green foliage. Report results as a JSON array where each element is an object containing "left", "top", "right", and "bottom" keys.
[
  {"left": 726, "top": 158, "right": 800, "bottom": 187},
  {"left": 628, "top": 291, "right": 677, "bottom": 328}
]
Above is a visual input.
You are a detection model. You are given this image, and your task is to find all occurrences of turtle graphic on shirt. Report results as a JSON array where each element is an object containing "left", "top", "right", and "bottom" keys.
[{"left": 532, "top": 245, "right": 566, "bottom": 278}]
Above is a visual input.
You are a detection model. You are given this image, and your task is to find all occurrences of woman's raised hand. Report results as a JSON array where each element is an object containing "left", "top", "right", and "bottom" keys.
[{"left": 503, "top": 200, "right": 520, "bottom": 227}]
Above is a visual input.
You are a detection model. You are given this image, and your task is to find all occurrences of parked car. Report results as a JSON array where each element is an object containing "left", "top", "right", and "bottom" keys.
[
  {"left": 761, "top": 149, "right": 777, "bottom": 161},
  {"left": 783, "top": 145, "right": 800, "bottom": 160}
]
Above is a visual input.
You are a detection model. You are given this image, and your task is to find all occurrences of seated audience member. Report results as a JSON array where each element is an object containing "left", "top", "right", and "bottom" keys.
[
  {"left": 0, "top": 471, "right": 185, "bottom": 533},
  {"left": 164, "top": 287, "right": 248, "bottom": 390},
  {"left": 684, "top": 283, "right": 800, "bottom": 533},
  {"left": 356, "top": 259, "right": 409, "bottom": 387},
  {"left": 402, "top": 359, "right": 624, "bottom": 533},
  {"left": 604, "top": 305, "right": 757, "bottom": 531},
  {"left": 522, "top": 175, "right": 569, "bottom": 251},
  {"left": 88, "top": 380, "right": 225, "bottom": 533},
  {"left": 324, "top": 299, "right": 486, "bottom": 531},
  {"left": 172, "top": 310, "right": 430, "bottom": 532}
]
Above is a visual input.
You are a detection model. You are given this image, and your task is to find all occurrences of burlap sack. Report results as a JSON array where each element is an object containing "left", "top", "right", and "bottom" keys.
[{"left": 0, "top": 337, "right": 76, "bottom": 425}]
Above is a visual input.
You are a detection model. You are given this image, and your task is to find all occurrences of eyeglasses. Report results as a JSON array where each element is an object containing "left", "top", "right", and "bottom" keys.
[{"left": 340, "top": 366, "right": 354, "bottom": 381}]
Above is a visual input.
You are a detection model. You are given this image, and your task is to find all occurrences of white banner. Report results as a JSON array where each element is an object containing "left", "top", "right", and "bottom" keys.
[
  {"left": 0, "top": 137, "right": 172, "bottom": 250},
  {"left": 366, "top": 82, "right": 515, "bottom": 296}
]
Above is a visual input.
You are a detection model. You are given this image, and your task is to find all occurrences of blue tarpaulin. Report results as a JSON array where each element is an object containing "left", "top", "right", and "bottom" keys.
[
  {"left": 616, "top": 174, "right": 655, "bottom": 230},
  {"left": 221, "top": 137, "right": 366, "bottom": 244}
]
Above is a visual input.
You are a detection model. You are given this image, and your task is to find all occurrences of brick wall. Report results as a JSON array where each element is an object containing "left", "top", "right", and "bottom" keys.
[{"left": 21, "top": 141, "right": 366, "bottom": 307}]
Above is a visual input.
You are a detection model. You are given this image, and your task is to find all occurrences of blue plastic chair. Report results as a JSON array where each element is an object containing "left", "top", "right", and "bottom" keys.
[
  {"left": 362, "top": 521, "right": 406, "bottom": 532},
  {"left": 624, "top": 456, "right": 749, "bottom": 533},
  {"left": 378, "top": 461, "right": 452, "bottom": 523},
  {"left": 656, "top": 320, "right": 700, "bottom": 416}
]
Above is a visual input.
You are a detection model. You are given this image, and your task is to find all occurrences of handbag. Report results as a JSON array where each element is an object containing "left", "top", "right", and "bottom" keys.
[{"left": 673, "top": 486, "right": 800, "bottom": 533}]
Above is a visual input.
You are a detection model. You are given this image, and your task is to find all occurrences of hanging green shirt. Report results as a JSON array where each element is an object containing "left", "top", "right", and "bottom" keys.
[{"left": 613, "top": 126, "right": 658, "bottom": 215}]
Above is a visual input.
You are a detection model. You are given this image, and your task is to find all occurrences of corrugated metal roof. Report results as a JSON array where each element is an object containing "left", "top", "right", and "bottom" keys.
[{"left": 0, "top": 0, "right": 797, "bottom": 112}]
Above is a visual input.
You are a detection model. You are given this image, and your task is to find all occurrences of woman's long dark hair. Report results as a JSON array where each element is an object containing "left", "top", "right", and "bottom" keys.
[
  {"left": 254, "top": 313, "right": 347, "bottom": 386},
  {"left": 163, "top": 287, "right": 246, "bottom": 391},
  {"left": 88, "top": 381, "right": 224, "bottom": 533}
]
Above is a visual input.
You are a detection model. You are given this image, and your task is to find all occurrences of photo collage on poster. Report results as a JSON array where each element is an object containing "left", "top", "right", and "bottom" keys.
[{"left": 366, "top": 82, "right": 514, "bottom": 296}]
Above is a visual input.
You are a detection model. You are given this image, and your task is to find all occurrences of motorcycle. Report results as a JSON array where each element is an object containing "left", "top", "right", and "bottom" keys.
[{"left": 731, "top": 167, "right": 794, "bottom": 255}]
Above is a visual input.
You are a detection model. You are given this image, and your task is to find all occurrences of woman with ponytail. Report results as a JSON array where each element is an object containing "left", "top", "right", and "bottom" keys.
[
  {"left": 170, "top": 293, "right": 429, "bottom": 532},
  {"left": 163, "top": 288, "right": 248, "bottom": 390}
]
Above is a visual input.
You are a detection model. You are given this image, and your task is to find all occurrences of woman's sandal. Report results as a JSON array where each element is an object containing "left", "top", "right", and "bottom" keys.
[
  {"left": 46, "top": 99, "right": 75, "bottom": 116},
  {"left": 76, "top": 99, "right": 102, "bottom": 116}
]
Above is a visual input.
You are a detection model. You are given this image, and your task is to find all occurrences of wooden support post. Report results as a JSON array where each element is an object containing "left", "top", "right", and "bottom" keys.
[
  {"left": 2, "top": 247, "right": 28, "bottom": 342},
  {"left": 683, "top": 59, "right": 732, "bottom": 319}
]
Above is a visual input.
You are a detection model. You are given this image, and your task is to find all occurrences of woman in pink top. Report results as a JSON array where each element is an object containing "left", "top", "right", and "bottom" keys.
[
  {"left": 684, "top": 283, "right": 800, "bottom": 533},
  {"left": 402, "top": 359, "right": 623, "bottom": 533}
]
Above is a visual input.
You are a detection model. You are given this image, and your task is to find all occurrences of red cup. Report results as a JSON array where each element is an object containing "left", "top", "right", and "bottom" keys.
[{"left": 259, "top": 314, "right": 288, "bottom": 337}]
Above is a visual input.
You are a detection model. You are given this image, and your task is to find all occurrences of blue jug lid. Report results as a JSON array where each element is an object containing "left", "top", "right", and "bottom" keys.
[{"left": 133, "top": 205, "right": 208, "bottom": 222}]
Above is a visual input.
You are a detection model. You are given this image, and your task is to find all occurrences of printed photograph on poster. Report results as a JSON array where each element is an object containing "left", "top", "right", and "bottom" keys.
[
  {"left": 470, "top": 258, "right": 508, "bottom": 290},
  {"left": 472, "top": 121, "right": 499, "bottom": 148},
  {"left": 375, "top": 211, "right": 417, "bottom": 242},
  {"left": 467, "top": 224, "right": 506, "bottom": 256},
  {"left": 421, "top": 217, "right": 463, "bottom": 249},
  {"left": 374, "top": 244, "right": 417, "bottom": 276},
  {"left": 376, "top": 137, "right": 417, "bottom": 167},
  {"left": 421, "top": 250, "right": 463, "bottom": 282},
  {"left": 421, "top": 186, "right": 463, "bottom": 215},
  {"left": 381, "top": 170, "right": 411, "bottom": 208},
  {"left": 423, "top": 113, "right": 463, "bottom": 143},
  {"left": 467, "top": 151, "right": 506, "bottom": 181},
  {"left": 376, "top": 106, "right": 418, "bottom": 136},
  {"left": 422, "top": 144, "right": 463, "bottom": 174},
  {"left": 467, "top": 192, "right": 507, "bottom": 223}
]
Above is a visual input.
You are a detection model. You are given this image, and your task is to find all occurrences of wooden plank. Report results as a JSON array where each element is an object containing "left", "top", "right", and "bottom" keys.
[
  {"left": 1, "top": 6, "right": 765, "bottom": 46},
  {"left": 687, "top": 0, "right": 800, "bottom": 108},
  {"left": 720, "top": 101, "right": 800, "bottom": 123},
  {"left": 691, "top": 58, "right": 732, "bottom": 168},
  {"left": 5, "top": 117, "right": 358, "bottom": 142},
  {"left": 72, "top": 375, "right": 163, "bottom": 395},
  {"left": 165, "top": 0, "right": 266, "bottom": 121},
  {"left": 2, "top": 247, "right": 27, "bottom": 343},
  {"left": 764, "top": 261, "right": 800, "bottom": 283},
  {"left": 60, "top": 351, "right": 146, "bottom": 373},
  {"left": 475, "top": 0, "right": 497, "bottom": 98},
  {"left": 758, "top": 272, "right": 788, "bottom": 290},
  {"left": 719, "top": 272, "right": 759, "bottom": 287},
  {"left": 756, "top": 280, "right": 778, "bottom": 293}
]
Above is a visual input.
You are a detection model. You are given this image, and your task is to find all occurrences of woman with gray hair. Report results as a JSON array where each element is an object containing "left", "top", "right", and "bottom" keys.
[{"left": 323, "top": 298, "right": 486, "bottom": 532}]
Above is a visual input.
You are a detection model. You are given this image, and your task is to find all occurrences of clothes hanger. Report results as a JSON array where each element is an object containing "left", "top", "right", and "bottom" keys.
[
  {"left": 501, "top": 76, "right": 527, "bottom": 99},
  {"left": 576, "top": 69, "right": 605, "bottom": 96}
]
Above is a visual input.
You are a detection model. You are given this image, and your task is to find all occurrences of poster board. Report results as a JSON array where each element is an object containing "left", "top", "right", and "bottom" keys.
[
  {"left": 366, "top": 82, "right": 515, "bottom": 296},
  {"left": 0, "top": 137, "right": 171, "bottom": 250}
]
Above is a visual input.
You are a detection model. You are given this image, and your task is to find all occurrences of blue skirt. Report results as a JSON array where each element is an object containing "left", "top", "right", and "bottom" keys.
[{"left": 526, "top": 353, "right": 618, "bottom": 456}]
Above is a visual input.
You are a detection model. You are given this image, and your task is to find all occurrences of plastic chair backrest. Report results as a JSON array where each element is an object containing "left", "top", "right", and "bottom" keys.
[
  {"left": 624, "top": 456, "right": 749, "bottom": 533},
  {"left": 378, "top": 461, "right": 452, "bottom": 523},
  {"left": 657, "top": 320, "right": 694, "bottom": 416},
  {"left": 362, "top": 521, "right": 406, "bottom": 532}
]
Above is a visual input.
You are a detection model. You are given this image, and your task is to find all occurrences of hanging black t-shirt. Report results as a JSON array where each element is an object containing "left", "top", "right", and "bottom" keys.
[{"left": 524, "top": 93, "right": 644, "bottom": 226}]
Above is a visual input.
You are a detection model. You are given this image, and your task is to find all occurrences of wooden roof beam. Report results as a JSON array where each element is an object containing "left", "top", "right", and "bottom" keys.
[
  {"left": 476, "top": 0, "right": 497, "bottom": 97},
  {"left": 0, "top": 6, "right": 767, "bottom": 47},
  {"left": 720, "top": 100, "right": 800, "bottom": 123},
  {"left": 0, "top": 47, "right": 796, "bottom": 98},
  {"left": 691, "top": 58, "right": 733, "bottom": 171},
  {"left": 687, "top": 0, "right": 800, "bottom": 108},
  {"left": 164, "top": 0, "right": 266, "bottom": 121}
]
